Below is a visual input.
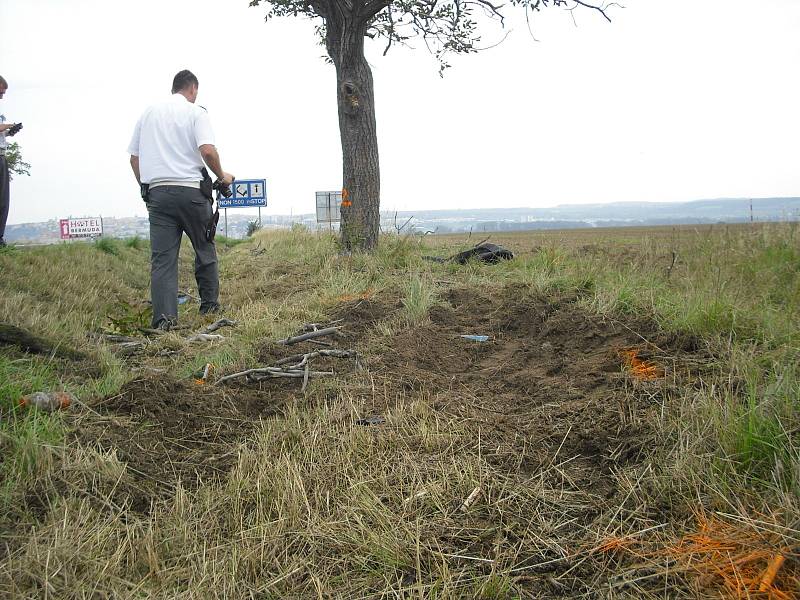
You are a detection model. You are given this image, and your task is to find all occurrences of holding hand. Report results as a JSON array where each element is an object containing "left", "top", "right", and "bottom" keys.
[{"left": 2, "top": 123, "right": 22, "bottom": 137}]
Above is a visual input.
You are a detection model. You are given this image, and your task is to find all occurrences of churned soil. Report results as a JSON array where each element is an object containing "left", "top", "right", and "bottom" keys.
[
  {"left": 337, "top": 285, "right": 705, "bottom": 518},
  {"left": 69, "top": 378, "right": 285, "bottom": 511},
  {"left": 69, "top": 285, "right": 703, "bottom": 525}
]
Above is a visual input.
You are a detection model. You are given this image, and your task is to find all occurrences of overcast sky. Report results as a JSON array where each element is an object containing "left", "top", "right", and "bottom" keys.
[{"left": 1, "top": 0, "right": 799, "bottom": 223}]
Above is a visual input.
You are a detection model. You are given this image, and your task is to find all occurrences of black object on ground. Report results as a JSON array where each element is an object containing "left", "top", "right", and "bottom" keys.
[
  {"left": 452, "top": 242, "right": 514, "bottom": 264},
  {"left": 0, "top": 323, "right": 87, "bottom": 361},
  {"left": 355, "top": 416, "right": 385, "bottom": 426},
  {"left": 424, "top": 242, "right": 514, "bottom": 265}
]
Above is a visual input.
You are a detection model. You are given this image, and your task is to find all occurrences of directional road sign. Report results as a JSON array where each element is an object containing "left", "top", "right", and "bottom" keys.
[{"left": 219, "top": 178, "right": 267, "bottom": 208}]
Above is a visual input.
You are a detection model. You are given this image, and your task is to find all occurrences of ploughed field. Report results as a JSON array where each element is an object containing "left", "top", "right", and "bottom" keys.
[{"left": 0, "top": 224, "right": 798, "bottom": 598}]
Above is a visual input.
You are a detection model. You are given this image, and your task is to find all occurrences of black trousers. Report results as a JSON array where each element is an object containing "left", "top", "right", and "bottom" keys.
[
  {"left": 146, "top": 185, "right": 219, "bottom": 327},
  {"left": 0, "top": 156, "right": 9, "bottom": 242}
]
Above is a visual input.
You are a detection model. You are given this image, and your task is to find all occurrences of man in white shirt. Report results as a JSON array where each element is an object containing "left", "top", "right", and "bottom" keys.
[
  {"left": 128, "top": 70, "right": 235, "bottom": 329},
  {"left": 0, "top": 75, "right": 22, "bottom": 248}
]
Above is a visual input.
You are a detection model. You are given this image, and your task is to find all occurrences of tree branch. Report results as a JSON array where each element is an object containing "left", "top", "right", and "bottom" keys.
[
  {"left": 383, "top": 4, "right": 397, "bottom": 55},
  {"left": 472, "top": 0, "right": 505, "bottom": 25},
  {"left": 571, "top": 0, "right": 614, "bottom": 23},
  {"left": 363, "top": 0, "right": 392, "bottom": 20}
]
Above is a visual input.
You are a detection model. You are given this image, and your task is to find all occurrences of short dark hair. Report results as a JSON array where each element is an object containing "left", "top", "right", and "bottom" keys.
[
  {"left": 171, "top": 70, "right": 198, "bottom": 94},
  {"left": 0, "top": 75, "right": 7, "bottom": 89}
]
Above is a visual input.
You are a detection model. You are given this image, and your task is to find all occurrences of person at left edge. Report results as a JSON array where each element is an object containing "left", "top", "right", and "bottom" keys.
[
  {"left": 127, "top": 69, "right": 235, "bottom": 330},
  {"left": 0, "top": 75, "right": 22, "bottom": 248}
]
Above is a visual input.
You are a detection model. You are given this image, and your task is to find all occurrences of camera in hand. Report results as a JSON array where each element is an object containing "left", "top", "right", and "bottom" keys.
[
  {"left": 213, "top": 179, "right": 232, "bottom": 198},
  {"left": 7, "top": 123, "right": 22, "bottom": 136}
]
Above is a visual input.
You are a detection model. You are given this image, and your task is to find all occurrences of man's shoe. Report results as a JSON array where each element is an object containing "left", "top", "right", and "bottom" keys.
[
  {"left": 199, "top": 302, "right": 223, "bottom": 315},
  {"left": 154, "top": 317, "right": 178, "bottom": 331},
  {"left": 0, "top": 239, "right": 7, "bottom": 248}
]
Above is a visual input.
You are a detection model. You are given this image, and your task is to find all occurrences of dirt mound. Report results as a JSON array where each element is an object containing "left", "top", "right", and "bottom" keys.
[
  {"left": 66, "top": 286, "right": 700, "bottom": 522},
  {"left": 71, "top": 377, "right": 283, "bottom": 510},
  {"left": 370, "top": 285, "right": 700, "bottom": 497},
  {"left": 332, "top": 296, "right": 403, "bottom": 340}
]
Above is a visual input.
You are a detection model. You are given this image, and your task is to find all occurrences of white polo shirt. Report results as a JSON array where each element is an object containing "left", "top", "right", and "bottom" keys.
[
  {"left": 0, "top": 113, "right": 8, "bottom": 150},
  {"left": 127, "top": 94, "right": 215, "bottom": 184}
]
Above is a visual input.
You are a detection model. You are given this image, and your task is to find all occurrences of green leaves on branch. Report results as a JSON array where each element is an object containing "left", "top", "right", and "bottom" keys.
[
  {"left": 249, "top": 0, "right": 614, "bottom": 73},
  {"left": 5, "top": 142, "right": 30, "bottom": 179}
]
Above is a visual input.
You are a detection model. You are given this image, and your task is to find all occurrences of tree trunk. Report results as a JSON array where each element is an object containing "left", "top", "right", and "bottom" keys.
[{"left": 327, "top": 20, "right": 381, "bottom": 251}]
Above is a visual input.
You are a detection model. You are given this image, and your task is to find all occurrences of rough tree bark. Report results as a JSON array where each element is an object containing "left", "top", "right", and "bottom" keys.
[{"left": 326, "top": 7, "right": 383, "bottom": 251}]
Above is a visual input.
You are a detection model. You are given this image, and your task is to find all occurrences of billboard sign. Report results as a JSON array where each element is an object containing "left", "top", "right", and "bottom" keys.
[
  {"left": 60, "top": 217, "right": 103, "bottom": 239},
  {"left": 218, "top": 179, "right": 267, "bottom": 208},
  {"left": 316, "top": 191, "right": 342, "bottom": 223}
]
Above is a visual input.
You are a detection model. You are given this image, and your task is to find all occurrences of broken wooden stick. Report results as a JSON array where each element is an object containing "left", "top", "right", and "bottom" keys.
[
  {"left": 251, "top": 369, "right": 333, "bottom": 380},
  {"left": 203, "top": 318, "right": 237, "bottom": 334},
  {"left": 302, "top": 361, "right": 311, "bottom": 392},
  {"left": 92, "top": 333, "right": 141, "bottom": 344},
  {"left": 666, "top": 251, "right": 678, "bottom": 279},
  {"left": 277, "top": 326, "right": 343, "bottom": 346},
  {"left": 138, "top": 327, "right": 166, "bottom": 336},
  {"left": 215, "top": 366, "right": 333, "bottom": 386},
  {"left": 186, "top": 333, "right": 224, "bottom": 343},
  {"left": 88, "top": 333, "right": 148, "bottom": 355},
  {"left": 274, "top": 349, "right": 359, "bottom": 370},
  {"left": 215, "top": 348, "right": 358, "bottom": 386},
  {"left": 460, "top": 486, "right": 482, "bottom": 512},
  {"left": 114, "top": 341, "right": 147, "bottom": 356},
  {"left": 300, "top": 319, "right": 344, "bottom": 333}
]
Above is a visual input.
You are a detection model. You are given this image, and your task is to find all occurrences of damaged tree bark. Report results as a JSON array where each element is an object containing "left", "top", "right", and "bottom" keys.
[{"left": 326, "top": 7, "right": 384, "bottom": 252}]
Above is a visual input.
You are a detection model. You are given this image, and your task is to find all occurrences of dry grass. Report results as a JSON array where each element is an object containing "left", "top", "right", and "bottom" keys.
[{"left": 1, "top": 224, "right": 798, "bottom": 598}]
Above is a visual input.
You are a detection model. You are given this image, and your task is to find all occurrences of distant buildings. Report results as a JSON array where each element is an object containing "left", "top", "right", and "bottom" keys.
[{"left": 5, "top": 198, "right": 799, "bottom": 244}]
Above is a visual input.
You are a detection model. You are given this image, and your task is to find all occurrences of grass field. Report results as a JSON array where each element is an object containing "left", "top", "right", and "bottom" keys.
[{"left": 0, "top": 223, "right": 798, "bottom": 598}]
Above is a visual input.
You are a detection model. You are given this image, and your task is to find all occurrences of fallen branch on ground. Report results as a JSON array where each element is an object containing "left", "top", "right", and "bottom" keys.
[
  {"left": 90, "top": 331, "right": 148, "bottom": 356},
  {"left": 274, "top": 349, "right": 360, "bottom": 370},
  {"left": 277, "top": 326, "right": 343, "bottom": 346},
  {"left": 138, "top": 327, "right": 166, "bottom": 336},
  {"left": 186, "top": 333, "right": 224, "bottom": 343},
  {"left": 93, "top": 333, "right": 140, "bottom": 344},
  {"left": 299, "top": 319, "right": 343, "bottom": 333},
  {"left": 113, "top": 341, "right": 148, "bottom": 356},
  {"left": 215, "top": 366, "right": 334, "bottom": 386},
  {"left": 203, "top": 318, "right": 237, "bottom": 334},
  {"left": 215, "top": 347, "right": 359, "bottom": 389}
]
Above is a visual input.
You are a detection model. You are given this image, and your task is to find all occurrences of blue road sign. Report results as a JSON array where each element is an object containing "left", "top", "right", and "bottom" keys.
[{"left": 218, "top": 179, "right": 267, "bottom": 208}]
